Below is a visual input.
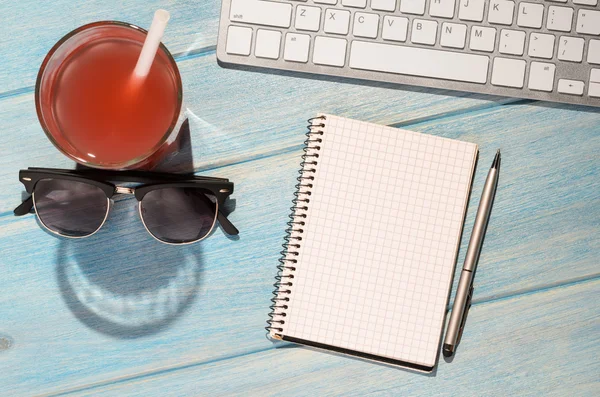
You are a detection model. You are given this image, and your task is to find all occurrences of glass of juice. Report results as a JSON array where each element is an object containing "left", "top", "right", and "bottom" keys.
[{"left": 36, "top": 21, "right": 183, "bottom": 169}]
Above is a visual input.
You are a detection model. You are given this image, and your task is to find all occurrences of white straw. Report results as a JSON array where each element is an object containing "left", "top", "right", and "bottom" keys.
[{"left": 133, "top": 10, "right": 171, "bottom": 79}]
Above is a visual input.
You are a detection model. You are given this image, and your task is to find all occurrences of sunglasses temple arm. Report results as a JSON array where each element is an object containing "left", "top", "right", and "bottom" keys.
[
  {"left": 217, "top": 211, "right": 239, "bottom": 236},
  {"left": 14, "top": 196, "right": 34, "bottom": 216}
]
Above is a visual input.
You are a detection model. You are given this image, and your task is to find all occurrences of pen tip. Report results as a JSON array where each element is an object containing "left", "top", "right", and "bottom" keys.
[{"left": 491, "top": 150, "right": 501, "bottom": 169}]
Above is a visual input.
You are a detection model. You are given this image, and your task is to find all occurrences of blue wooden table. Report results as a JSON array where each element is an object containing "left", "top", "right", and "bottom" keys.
[{"left": 0, "top": 1, "right": 598, "bottom": 396}]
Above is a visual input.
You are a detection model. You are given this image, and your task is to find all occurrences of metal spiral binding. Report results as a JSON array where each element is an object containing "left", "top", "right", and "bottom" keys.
[{"left": 266, "top": 115, "right": 326, "bottom": 339}]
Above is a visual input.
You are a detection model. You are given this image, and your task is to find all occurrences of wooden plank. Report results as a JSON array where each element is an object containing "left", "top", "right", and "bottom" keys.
[
  {"left": 0, "top": 4, "right": 596, "bottom": 396},
  {"left": 0, "top": 0, "right": 221, "bottom": 93},
  {"left": 0, "top": 138, "right": 598, "bottom": 394},
  {"left": 0, "top": 52, "right": 511, "bottom": 215},
  {"left": 61, "top": 280, "right": 600, "bottom": 396},
  {"left": 0, "top": 154, "right": 297, "bottom": 396},
  {"left": 2, "top": 99, "right": 598, "bottom": 301}
]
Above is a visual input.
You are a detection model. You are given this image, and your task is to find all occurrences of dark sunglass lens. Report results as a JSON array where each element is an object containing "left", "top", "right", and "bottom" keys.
[
  {"left": 34, "top": 179, "right": 109, "bottom": 237},
  {"left": 140, "top": 187, "right": 217, "bottom": 244}
]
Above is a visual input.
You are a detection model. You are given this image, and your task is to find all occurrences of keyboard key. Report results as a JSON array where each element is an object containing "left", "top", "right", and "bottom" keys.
[
  {"left": 315, "top": 0, "right": 338, "bottom": 3},
  {"left": 458, "top": 0, "right": 486, "bottom": 22},
  {"left": 324, "top": 9, "right": 351, "bottom": 35},
  {"left": 528, "top": 62, "right": 555, "bottom": 92},
  {"left": 411, "top": 20, "right": 438, "bottom": 45},
  {"left": 295, "top": 6, "right": 321, "bottom": 32},
  {"left": 353, "top": 12, "right": 379, "bottom": 39},
  {"left": 313, "top": 37, "right": 347, "bottom": 67},
  {"left": 470, "top": 26, "right": 496, "bottom": 52},
  {"left": 488, "top": 0, "right": 515, "bottom": 25},
  {"left": 576, "top": 10, "right": 600, "bottom": 36},
  {"left": 529, "top": 33, "right": 555, "bottom": 59},
  {"left": 590, "top": 70, "right": 600, "bottom": 97},
  {"left": 517, "top": 3, "right": 544, "bottom": 29},
  {"left": 342, "top": 0, "right": 367, "bottom": 7},
  {"left": 547, "top": 6, "right": 573, "bottom": 32},
  {"left": 371, "top": 0, "right": 397, "bottom": 11},
  {"left": 349, "top": 41, "right": 489, "bottom": 83},
  {"left": 440, "top": 23, "right": 467, "bottom": 49},
  {"left": 573, "top": 0, "right": 597, "bottom": 5},
  {"left": 588, "top": 40, "right": 600, "bottom": 64},
  {"left": 382, "top": 16, "right": 409, "bottom": 42},
  {"left": 226, "top": 26, "right": 252, "bottom": 56},
  {"left": 499, "top": 29, "right": 526, "bottom": 55},
  {"left": 400, "top": 0, "right": 427, "bottom": 15},
  {"left": 558, "top": 79, "right": 584, "bottom": 95},
  {"left": 558, "top": 36, "right": 585, "bottom": 62},
  {"left": 491, "top": 57, "right": 526, "bottom": 88},
  {"left": 284, "top": 33, "right": 311, "bottom": 62},
  {"left": 429, "top": 0, "right": 456, "bottom": 18},
  {"left": 229, "top": 0, "right": 292, "bottom": 28},
  {"left": 285, "top": 13, "right": 312, "bottom": 37},
  {"left": 255, "top": 29, "right": 281, "bottom": 59}
]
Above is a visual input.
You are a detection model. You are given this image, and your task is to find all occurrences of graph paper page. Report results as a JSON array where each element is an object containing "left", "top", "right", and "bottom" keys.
[{"left": 284, "top": 114, "right": 478, "bottom": 368}]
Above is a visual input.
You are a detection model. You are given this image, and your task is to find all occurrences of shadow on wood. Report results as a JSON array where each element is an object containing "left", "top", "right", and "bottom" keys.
[{"left": 52, "top": 119, "right": 209, "bottom": 338}]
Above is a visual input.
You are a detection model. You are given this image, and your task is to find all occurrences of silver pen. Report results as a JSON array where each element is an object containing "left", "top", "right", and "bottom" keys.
[{"left": 443, "top": 150, "right": 501, "bottom": 357}]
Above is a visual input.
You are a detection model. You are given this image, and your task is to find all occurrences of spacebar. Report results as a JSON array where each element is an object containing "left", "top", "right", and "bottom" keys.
[{"left": 349, "top": 41, "right": 489, "bottom": 84}]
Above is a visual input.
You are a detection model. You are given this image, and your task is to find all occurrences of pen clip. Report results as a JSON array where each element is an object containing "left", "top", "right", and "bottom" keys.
[{"left": 456, "top": 285, "right": 474, "bottom": 345}]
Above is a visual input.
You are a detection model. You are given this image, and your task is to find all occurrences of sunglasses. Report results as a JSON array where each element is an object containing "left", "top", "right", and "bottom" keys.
[{"left": 14, "top": 167, "right": 239, "bottom": 245}]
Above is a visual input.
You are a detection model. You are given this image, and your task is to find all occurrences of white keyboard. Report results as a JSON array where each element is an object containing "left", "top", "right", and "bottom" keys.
[{"left": 217, "top": 0, "right": 600, "bottom": 108}]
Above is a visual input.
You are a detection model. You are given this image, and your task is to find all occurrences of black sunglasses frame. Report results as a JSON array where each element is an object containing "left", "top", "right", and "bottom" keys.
[{"left": 14, "top": 167, "right": 239, "bottom": 240}]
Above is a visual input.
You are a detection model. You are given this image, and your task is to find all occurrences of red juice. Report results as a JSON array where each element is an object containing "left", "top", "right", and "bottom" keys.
[{"left": 36, "top": 22, "right": 182, "bottom": 169}]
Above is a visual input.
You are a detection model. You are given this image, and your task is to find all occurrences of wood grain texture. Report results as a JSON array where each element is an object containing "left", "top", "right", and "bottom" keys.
[
  {"left": 1, "top": 83, "right": 598, "bottom": 301},
  {"left": 0, "top": 138, "right": 598, "bottom": 395},
  {"left": 0, "top": 0, "right": 598, "bottom": 396},
  {"left": 65, "top": 279, "right": 600, "bottom": 397},
  {"left": 0, "top": 153, "right": 302, "bottom": 396},
  {"left": 0, "top": 52, "right": 513, "bottom": 215}
]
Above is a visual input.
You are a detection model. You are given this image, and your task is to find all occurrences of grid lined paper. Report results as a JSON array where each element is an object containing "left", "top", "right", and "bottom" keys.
[{"left": 284, "top": 114, "right": 478, "bottom": 368}]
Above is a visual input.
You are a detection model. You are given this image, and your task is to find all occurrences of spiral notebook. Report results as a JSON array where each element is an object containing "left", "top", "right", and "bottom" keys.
[{"left": 267, "top": 114, "right": 478, "bottom": 372}]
